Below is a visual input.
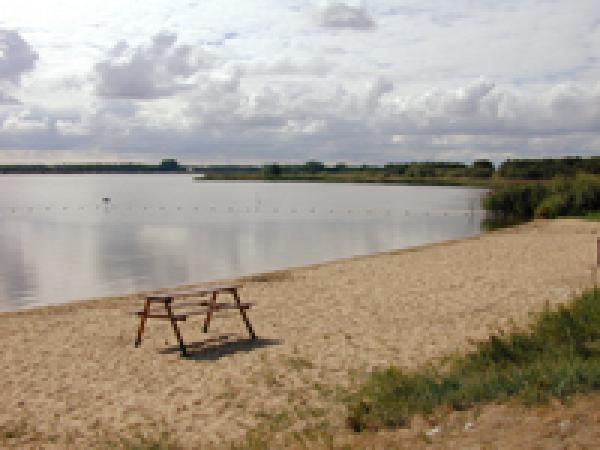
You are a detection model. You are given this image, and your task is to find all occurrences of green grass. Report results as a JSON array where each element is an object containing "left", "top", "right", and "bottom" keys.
[
  {"left": 584, "top": 211, "right": 600, "bottom": 221},
  {"left": 347, "top": 288, "right": 600, "bottom": 431}
]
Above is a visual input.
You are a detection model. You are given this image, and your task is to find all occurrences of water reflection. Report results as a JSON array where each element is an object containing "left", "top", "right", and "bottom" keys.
[{"left": 0, "top": 176, "right": 486, "bottom": 311}]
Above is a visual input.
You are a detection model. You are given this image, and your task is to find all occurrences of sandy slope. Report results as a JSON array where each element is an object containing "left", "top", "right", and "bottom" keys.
[{"left": 0, "top": 219, "right": 598, "bottom": 449}]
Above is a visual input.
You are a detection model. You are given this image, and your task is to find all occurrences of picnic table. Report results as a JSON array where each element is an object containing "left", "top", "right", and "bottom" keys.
[{"left": 134, "top": 284, "right": 256, "bottom": 357}]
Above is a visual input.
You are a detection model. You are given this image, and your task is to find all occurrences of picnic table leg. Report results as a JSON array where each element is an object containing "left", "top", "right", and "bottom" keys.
[
  {"left": 134, "top": 298, "right": 151, "bottom": 347},
  {"left": 164, "top": 299, "right": 188, "bottom": 357},
  {"left": 202, "top": 291, "right": 217, "bottom": 333},
  {"left": 233, "top": 289, "right": 256, "bottom": 339}
]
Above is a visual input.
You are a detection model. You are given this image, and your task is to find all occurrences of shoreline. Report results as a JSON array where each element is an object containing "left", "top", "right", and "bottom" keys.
[
  {"left": 0, "top": 228, "right": 491, "bottom": 318},
  {"left": 1, "top": 218, "right": 598, "bottom": 448},
  {"left": 3, "top": 225, "right": 505, "bottom": 318}
]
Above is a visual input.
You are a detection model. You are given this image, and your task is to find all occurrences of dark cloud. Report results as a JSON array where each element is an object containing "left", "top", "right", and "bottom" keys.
[
  {"left": 319, "top": 2, "right": 375, "bottom": 30},
  {"left": 0, "top": 29, "right": 38, "bottom": 85},
  {"left": 365, "top": 77, "right": 393, "bottom": 108},
  {"left": 94, "top": 32, "right": 208, "bottom": 99}
]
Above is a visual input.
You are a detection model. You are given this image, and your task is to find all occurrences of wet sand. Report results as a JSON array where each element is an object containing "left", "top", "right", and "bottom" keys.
[{"left": 0, "top": 219, "right": 598, "bottom": 448}]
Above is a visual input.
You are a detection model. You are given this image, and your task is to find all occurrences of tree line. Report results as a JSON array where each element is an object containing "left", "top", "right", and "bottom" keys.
[
  {"left": 261, "top": 157, "right": 599, "bottom": 180},
  {"left": 0, "top": 159, "right": 186, "bottom": 174},
  {"left": 1, "top": 156, "right": 599, "bottom": 179}
]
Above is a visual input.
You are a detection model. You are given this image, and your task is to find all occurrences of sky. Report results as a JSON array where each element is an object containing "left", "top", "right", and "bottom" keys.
[{"left": 0, "top": 0, "right": 599, "bottom": 165}]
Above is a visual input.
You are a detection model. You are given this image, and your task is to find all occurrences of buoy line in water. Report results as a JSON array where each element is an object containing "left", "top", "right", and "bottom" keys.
[{"left": 0, "top": 204, "right": 481, "bottom": 218}]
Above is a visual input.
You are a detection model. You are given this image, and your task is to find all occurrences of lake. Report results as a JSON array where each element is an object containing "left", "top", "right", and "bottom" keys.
[{"left": 0, "top": 175, "right": 486, "bottom": 311}]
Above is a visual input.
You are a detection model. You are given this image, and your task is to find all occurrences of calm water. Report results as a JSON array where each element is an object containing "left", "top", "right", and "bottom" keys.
[{"left": 0, "top": 175, "right": 486, "bottom": 311}]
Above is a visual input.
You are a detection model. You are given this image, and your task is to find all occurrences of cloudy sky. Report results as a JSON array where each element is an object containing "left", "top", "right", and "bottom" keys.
[{"left": 0, "top": 0, "right": 599, "bottom": 164}]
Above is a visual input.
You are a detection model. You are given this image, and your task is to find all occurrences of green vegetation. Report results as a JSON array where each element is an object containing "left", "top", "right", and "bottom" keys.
[
  {"left": 3, "top": 156, "right": 599, "bottom": 187},
  {"left": 499, "top": 156, "right": 600, "bottom": 179},
  {"left": 198, "top": 156, "right": 599, "bottom": 187},
  {"left": 483, "top": 174, "right": 600, "bottom": 227},
  {"left": 258, "top": 159, "right": 495, "bottom": 183},
  {"left": 0, "top": 159, "right": 186, "bottom": 174},
  {"left": 585, "top": 211, "right": 600, "bottom": 221},
  {"left": 348, "top": 288, "right": 600, "bottom": 432}
]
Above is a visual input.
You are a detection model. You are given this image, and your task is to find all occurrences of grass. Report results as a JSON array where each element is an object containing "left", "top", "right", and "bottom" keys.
[
  {"left": 347, "top": 288, "right": 600, "bottom": 431},
  {"left": 0, "top": 420, "right": 31, "bottom": 441},
  {"left": 285, "top": 356, "right": 314, "bottom": 371},
  {"left": 585, "top": 211, "right": 600, "bottom": 221},
  {"left": 103, "top": 431, "right": 182, "bottom": 450}
]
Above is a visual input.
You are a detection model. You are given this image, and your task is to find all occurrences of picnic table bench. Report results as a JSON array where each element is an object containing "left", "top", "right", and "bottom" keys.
[{"left": 133, "top": 284, "right": 256, "bottom": 357}]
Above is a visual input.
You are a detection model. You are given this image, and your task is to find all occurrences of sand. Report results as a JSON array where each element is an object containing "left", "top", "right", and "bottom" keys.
[{"left": 0, "top": 219, "right": 599, "bottom": 449}]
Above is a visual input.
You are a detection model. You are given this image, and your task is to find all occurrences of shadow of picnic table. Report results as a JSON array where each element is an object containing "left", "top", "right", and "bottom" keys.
[{"left": 159, "top": 334, "right": 281, "bottom": 361}]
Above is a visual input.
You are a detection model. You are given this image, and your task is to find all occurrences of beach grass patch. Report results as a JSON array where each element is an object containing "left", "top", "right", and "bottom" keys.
[
  {"left": 285, "top": 356, "right": 314, "bottom": 371},
  {"left": 104, "top": 431, "right": 182, "bottom": 450},
  {"left": 347, "top": 288, "right": 600, "bottom": 431},
  {"left": 0, "top": 420, "right": 31, "bottom": 440}
]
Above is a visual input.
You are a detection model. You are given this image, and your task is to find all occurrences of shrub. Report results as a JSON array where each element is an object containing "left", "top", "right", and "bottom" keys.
[
  {"left": 482, "top": 182, "right": 548, "bottom": 223},
  {"left": 483, "top": 174, "right": 600, "bottom": 225}
]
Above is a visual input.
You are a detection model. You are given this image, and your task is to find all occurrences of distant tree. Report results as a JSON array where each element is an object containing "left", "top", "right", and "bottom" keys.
[
  {"left": 334, "top": 162, "right": 348, "bottom": 172},
  {"left": 472, "top": 159, "right": 494, "bottom": 170},
  {"left": 405, "top": 163, "right": 436, "bottom": 177},
  {"left": 262, "top": 163, "right": 281, "bottom": 178},
  {"left": 470, "top": 159, "right": 495, "bottom": 177},
  {"left": 304, "top": 160, "right": 325, "bottom": 174},
  {"left": 499, "top": 157, "right": 600, "bottom": 179},
  {"left": 384, "top": 163, "right": 409, "bottom": 175},
  {"left": 159, "top": 158, "right": 180, "bottom": 171}
]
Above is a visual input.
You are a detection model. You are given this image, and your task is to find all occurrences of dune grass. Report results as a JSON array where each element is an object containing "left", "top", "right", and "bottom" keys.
[{"left": 348, "top": 288, "right": 600, "bottom": 431}]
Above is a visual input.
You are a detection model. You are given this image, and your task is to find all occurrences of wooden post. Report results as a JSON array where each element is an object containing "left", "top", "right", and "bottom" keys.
[
  {"left": 134, "top": 298, "right": 151, "bottom": 347},
  {"left": 234, "top": 289, "right": 256, "bottom": 339},
  {"left": 202, "top": 291, "right": 217, "bottom": 333},
  {"left": 164, "top": 298, "right": 187, "bottom": 357}
]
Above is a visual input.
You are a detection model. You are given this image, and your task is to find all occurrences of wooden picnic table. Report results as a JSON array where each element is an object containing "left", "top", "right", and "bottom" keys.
[{"left": 133, "top": 284, "right": 256, "bottom": 357}]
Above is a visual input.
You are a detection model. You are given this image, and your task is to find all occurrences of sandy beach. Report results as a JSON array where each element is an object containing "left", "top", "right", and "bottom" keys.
[{"left": 1, "top": 218, "right": 599, "bottom": 449}]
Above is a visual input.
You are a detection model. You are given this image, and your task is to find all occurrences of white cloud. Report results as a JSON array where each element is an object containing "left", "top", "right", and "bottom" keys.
[
  {"left": 2, "top": 110, "right": 48, "bottom": 132},
  {"left": 281, "top": 118, "right": 327, "bottom": 135},
  {"left": 94, "top": 32, "right": 210, "bottom": 99},
  {"left": 55, "top": 119, "right": 89, "bottom": 136}
]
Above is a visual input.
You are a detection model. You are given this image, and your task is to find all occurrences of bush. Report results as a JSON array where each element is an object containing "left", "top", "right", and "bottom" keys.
[
  {"left": 483, "top": 174, "right": 600, "bottom": 225},
  {"left": 534, "top": 193, "right": 569, "bottom": 218},
  {"left": 482, "top": 182, "right": 548, "bottom": 223}
]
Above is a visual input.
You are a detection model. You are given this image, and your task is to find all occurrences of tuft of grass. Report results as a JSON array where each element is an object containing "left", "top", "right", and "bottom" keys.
[
  {"left": 348, "top": 288, "right": 600, "bottom": 431},
  {"left": 104, "top": 430, "right": 182, "bottom": 450},
  {"left": 286, "top": 356, "right": 314, "bottom": 371},
  {"left": 0, "top": 420, "right": 31, "bottom": 441}
]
